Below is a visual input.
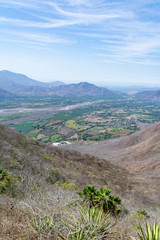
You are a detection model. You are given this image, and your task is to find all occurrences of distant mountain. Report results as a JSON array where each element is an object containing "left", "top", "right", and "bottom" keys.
[
  {"left": 45, "top": 81, "right": 65, "bottom": 87},
  {"left": 48, "top": 82, "right": 117, "bottom": 97},
  {"left": 0, "top": 70, "right": 44, "bottom": 87},
  {"left": 0, "top": 70, "right": 116, "bottom": 97},
  {"left": 0, "top": 70, "right": 65, "bottom": 90},
  {"left": 136, "top": 90, "right": 160, "bottom": 101},
  {"left": 0, "top": 88, "right": 18, "bottom": 99}
]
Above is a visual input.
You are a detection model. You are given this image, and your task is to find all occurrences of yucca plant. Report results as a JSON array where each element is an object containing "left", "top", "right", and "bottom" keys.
[
  {"left": 29, "top": 214, "right": 56, "bottom": 238},
  {"left": 60, "top": 207, "right": 116, "bottom": 240},
  {"left": 131, "top": 222, "right": 160, "bottom": 240}
]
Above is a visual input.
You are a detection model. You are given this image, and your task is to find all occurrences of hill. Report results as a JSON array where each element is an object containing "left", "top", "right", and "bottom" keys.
[
  {"left": 0, "top": 123, "right": 160, "bottom": 239},
  {"left": 0, "top": 88, "right": 18, "bottom": 99},
  {"left": 61, "top": 123, "right": 160, "bottom": 175},
  {"left": 61, "top": 123, "right": 160, "bottom": 205},
  {"left": 136, "top": 89, "right": 160, "bottom": 101},
  {"left": 0, "top": 123, "right": 159, "bottom": 206},
  {"left": 0, "top": 123, "right": 133, "bottom": 198}
]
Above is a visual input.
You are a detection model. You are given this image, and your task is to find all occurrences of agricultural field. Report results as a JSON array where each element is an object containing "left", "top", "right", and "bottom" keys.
[{"left": 0, "top": 96, "right": 160, "bottom": 144}]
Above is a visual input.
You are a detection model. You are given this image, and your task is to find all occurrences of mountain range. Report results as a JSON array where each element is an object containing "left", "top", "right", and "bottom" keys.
[{"left": 0, "top": 70, "right": 116, "bottom": 98}]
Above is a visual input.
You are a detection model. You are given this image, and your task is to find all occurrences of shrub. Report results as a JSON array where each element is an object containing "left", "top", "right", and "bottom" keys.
[
  {"left": 44, "top": 156, "right": 53, "bottom": 161},
  {"left": 47, "top": 168, "right": 64, "bottom": 184},
  {"left": 79, "top": 185, "right": 122, "bottom": 215},
  {"left": 131, "top": 210, "right": 149, "bottom": 229},
  {"left": 9, "top": 160, "right": 21, "bottom": 169},
  {"left": 0, "top": 168, "right": 13, "bottom": 193},
  {"left": 60, "top": 182, "right": 78, "bottom": 191}
]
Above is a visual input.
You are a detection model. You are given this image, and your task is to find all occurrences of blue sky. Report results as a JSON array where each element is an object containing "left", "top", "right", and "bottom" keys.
[{"left": 0, "top": 0, "right": 160, "bottom": 86}]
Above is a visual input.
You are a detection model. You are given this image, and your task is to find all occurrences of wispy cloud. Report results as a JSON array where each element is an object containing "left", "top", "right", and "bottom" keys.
[
  {"left": 0, "top": 16, "right": 80, "bottom": 28},
  {"left": 47, "top": 2, "right": 125, "bottom": 21},
  {"left": 0, "top": 0, "right": 40, "bottom": 9},
  {"left": 0, "top": 29, "right": 74, "bottom": 47},
  {"left": 1, "top": 0, "right": 160, "bottom": 65},
  {"left": 65, "top": 0, "right": 91, "bottom": 6}
]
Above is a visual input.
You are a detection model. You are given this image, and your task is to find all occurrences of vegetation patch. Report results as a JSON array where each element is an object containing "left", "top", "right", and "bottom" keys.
[
  {"left": 60, "top": 181, "right": 78, "bottom": 190},
  {"left": 0, "top": 169, "right": 13, "bottom": 193},
  {"left": 47, "top": 168, "right": 64, "bottom": 184},
  {"left": 65, "top": 120, "right": 83, "bottom": 131}
]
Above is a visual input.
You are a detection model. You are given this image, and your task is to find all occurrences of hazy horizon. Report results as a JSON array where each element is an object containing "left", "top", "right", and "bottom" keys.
[
  {"left": 1, "top": 1, "right": 160, "bottom": 86},
  {"left": 1, "top": 69, "right": 160, "bottom": 89}
]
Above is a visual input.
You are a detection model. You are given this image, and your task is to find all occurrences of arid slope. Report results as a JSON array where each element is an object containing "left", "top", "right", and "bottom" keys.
[
  {"left": 0, "top": 123, "right": 132, "bottom": 199},
  {"left": 62, "top": 123, "right": 160, "bottom": 175},
  {"left": 61, "top": 123, "right": 160, "bottom": 205}
]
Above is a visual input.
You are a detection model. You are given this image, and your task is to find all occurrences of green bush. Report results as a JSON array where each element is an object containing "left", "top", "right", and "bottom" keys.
[
  {"left": 43, "top": 156, "right": 53, "bottom": 161},
  {"left": 79, "top": 185, "right": 122, "bottom": 215},
  {"left": 0, "top": 168, "right": 13, "bottom": 193},
  {"left": 131, "top": 210, "right": 149, "bottom": 228},
  {"left": 60, "top": 182, "right": 78, "bottom": 190}
]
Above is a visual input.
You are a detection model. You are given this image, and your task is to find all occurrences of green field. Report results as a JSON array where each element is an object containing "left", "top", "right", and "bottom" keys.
[
  {"left": 1, "top": 96, "right": 160, "bottom": 144},
  {"left": 65, "top": 120, "right": 83, "bottom": 131}
]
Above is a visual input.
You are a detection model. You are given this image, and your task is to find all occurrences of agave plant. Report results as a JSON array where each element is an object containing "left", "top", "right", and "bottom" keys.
[
  {"left": 131, "top": 222, "right": 160, "bottom": 240},
  {"left": 79, "top": 185, "right": 122, "bottom": 215},
  {"left": 60, "top": 207, "right": 116, "bottom": 240}
]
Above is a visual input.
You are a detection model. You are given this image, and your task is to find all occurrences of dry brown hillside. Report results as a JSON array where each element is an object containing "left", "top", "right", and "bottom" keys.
[
  {"left": 62, "top": 123, "right": 160, "bottom": 174},
  {"left": 0, "top": 123, "right": 133, "bottom": 199},
  {"left": 61, "top": 123, "right": 160, "bottom": 206},
  {"left": 0, "top": 123, "right": 159, "bottom": 206}
]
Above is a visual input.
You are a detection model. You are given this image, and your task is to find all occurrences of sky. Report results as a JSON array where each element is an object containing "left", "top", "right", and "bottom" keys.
[{"left": 0, "top": 0, "right": 160, "bottom": 86}]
